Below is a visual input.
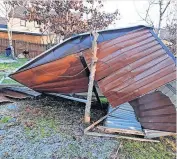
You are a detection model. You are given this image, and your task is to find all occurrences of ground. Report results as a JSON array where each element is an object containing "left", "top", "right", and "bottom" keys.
[
  {"left": 0, "top": 97, "right": 176, "bottom": 159},
  {"left": 0, "top": 55, "right": 176, "bottom": 159},
  {"left": 0, "top": 97, "right": 118, "bottom": 159}
]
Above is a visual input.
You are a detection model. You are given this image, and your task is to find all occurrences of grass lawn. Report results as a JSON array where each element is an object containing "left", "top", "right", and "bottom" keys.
[{"left": 0, "top": 54, "right": 28, "bottom": 84}]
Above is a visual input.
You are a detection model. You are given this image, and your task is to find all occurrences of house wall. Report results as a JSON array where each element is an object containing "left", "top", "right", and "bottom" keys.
[
  {"left": 9, "top": 18, "right": 41, "bottom": 33},
  {"left": 0, "top": 31, "right": 48, "bottom": 44}
]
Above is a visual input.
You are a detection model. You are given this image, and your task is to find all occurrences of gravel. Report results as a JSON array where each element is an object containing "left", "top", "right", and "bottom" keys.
[{"left": 0, "top": 96, "right": 119, "bottom": 159}]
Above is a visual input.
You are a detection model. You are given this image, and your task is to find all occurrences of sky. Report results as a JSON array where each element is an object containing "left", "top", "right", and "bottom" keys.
[{"left": 103, "top": 0, "right": 161, "bottom": 28}]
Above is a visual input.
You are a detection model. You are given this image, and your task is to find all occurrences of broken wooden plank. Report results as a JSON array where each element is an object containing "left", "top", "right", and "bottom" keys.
[
  {"left": 3, "top": 90, "right": 29, "bottom": 99},
  {"left": 84, "top": 106, "right": 120, "bottom": 133},
  {"left": 97, "top": 126, "right": 145, "bottom": 136},
  {"left": 0, "top": 93, "right": 12, "bottom": 103},
  {"left": 85, "top": 131, "right": 159, "bottom": 143},
  {"left": 144, "top": 129, "right": 177, "bottom": 138}
]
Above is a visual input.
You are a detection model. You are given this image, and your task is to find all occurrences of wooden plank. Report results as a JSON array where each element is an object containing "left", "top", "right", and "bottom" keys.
[
  {"left": 32, "top": 77, "right": 88, "bottom": 89},
  {"left": 85, "top": 132, "right": 159, "bottom": 142},
  {"left": 100, "top": 57, "right": 172, "bottom": 95},
  {"left": 95, "top": 41, "right": 161, "bottom": 73},
  {"left": 139, "top": 106, "right": 176, "bottom": 116},
  {"left": 3, "top": 90, "right": 29, "bottom": 99},
  {"left": 144, "top": 129, "right": 176, "bottom": 138},
  {"left": 138, "top": 98, "right": 174, "bottom": 111},
  {"left": 108, "top": 65, "right": 175, "bottom": 106},
  {"left": 96, "top": 49, "right": 167, "bottom": 81},
  {"left": 98, "top": 29, "right": 150, "bottom": 50},
  {"left": 100, "top": 38, "right": 158, "bottom": 62},
  {"left": 141, "top": 123, "right": 176, "bottom": 132},
  {"left": 36, "top": 85, "right": 88, "bottom": 93},
  {"left": 97, "top": 32, "right": 153, "bottom": 59},
  {"left": 0, "top": 93, "right": 12, "bottom": 103},
  {"left": 139, "top": 114, "right": 176, "bottom": 123},
  {"left": 97, "top": 126, "right": 145, "bottom": 136}
]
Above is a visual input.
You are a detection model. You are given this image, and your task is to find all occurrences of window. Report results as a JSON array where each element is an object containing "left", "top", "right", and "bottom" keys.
[
  {"left": 20, "top": 19, "right": 26, "bottom": 26},
  {"left": 34, "top": 21, "right": 40, "bottom": 28}
]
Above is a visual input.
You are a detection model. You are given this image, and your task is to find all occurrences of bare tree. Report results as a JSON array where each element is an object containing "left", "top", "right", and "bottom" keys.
[
  {"left": 0, "top": 1, "right": 15, "bottom": 59},
  {"left": 0, "top": 0, "right": 29, "bottom": 59},
  {"left": 135, "top": 0, "right": 171, "bottom": 36},
  {"left": 166, "top": 0, "right": 177, "bottom": 55},
  {"left": 17, "top": 0, "right": 119, "bottom": 44}
]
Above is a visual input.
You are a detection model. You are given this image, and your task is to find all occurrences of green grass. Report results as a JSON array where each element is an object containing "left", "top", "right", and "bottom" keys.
[
  {"left": 0, "top": 54, "right": 28, "bottom": 84},
  {"left": 0, "top": 116, "right": 12, "bottom": 123},
  {"left": 119, "top": 137, "right": 176, "bottom": 159},
  {"left": 100, "top": 97, "right": 108, "bottom": 104},
  {"left": 0, "top": 58, "right": 28, "bottom": 71},
  {"left": 24, "top": 117, "right": 59, "bottom": 141}
]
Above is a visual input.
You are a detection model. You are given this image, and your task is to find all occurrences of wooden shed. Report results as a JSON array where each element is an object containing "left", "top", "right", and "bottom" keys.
[{"left": 10, "top": 25, "right": 176, "bottom": 133}]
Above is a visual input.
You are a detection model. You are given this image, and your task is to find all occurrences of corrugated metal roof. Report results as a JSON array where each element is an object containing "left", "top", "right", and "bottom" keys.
[{"left": 104, "top": 103, "right": 143, "bottom": 132}]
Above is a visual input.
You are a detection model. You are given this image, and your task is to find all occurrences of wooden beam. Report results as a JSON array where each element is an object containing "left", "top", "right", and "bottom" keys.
[
  {"left": 85, "top": 132, "right": 160, "bottom": 143},
  {"left": 84, "top": 106, "right": 120, "bottom": 133},
  {"left": 79, "top": 56, "right": 102, "bottom": 106},
  {"left": 97, "top": 126, "right": 145, "bottom": 136},
  {"left": 84, "top": 31, "right": 99, "bottom": 123}
]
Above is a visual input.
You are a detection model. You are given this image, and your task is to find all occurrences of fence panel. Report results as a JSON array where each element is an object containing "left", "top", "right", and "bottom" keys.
[{"left": 0, "top": 38, "right": 48, "bottom": 58}]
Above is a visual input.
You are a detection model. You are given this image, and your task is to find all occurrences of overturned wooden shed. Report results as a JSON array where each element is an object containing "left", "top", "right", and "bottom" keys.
[{"left": 9, "top": 25, "right": 176, "bottom": 135}]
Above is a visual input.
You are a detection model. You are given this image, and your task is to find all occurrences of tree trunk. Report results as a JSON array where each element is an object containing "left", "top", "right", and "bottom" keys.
[
  {"left": 7, "top": 22, "right": 15, "bottom": 60},
  {"left": 6, "top": 6, "right": 16, "bottom": 60},
  {"left": 84, "top": 31, "right": 99, "bottom": 123}
]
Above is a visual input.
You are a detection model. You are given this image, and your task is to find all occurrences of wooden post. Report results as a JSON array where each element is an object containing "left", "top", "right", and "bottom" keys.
[{"left": 84, "top": 31, "right": 99, "bottom": 123}]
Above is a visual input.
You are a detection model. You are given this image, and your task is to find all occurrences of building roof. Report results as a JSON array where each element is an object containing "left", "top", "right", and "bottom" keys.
[
  {"left": 0, "top": 27, "right": 46, "bottom": 36},
  {"left": 0, "top": 17, "right": 7, "bottom": 25},
  {"left": 9, "top": 6, "right": 27, "bottom": 19}
]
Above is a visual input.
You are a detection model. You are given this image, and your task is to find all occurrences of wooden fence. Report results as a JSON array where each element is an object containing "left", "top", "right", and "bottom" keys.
[{"left": 0, "top": 38, "right": 48, "bottom": 58}]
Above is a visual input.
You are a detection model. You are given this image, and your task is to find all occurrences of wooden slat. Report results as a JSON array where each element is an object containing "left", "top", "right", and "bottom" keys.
[
  {"left": 36, "top": 86, "right": 88, "bottom": 93},
  {"left": 98, "top": 29, "right": 150, "bottom": 50},
  {"left": 111, "top": 70, "right": 176, "bottom": 107},
  {"left": 139, "top": 105, "right": 175, "bottom": 116},
  {"left": 104, "top": 62, "right": 174, "bottom": 101},
  {"left": 97, "top": 32, "right": 152, "bottom": 59},
  {"left": 99, "top": 55, "right": 171, "bottom": 94},
  {"left": 32, "top": 77, "right": 88, "bottom": 89},
  {"left": 139, "top": 114, "right": 176, "bottom": 123},
  {"left": 129, "top": 92, "right": 176, "bottom": 132},
  {"left": 95, "top": 41, "right": 161, "bottom": 74},
  {"left": 96, "top": 49, "right": 167, "bottom": 81},
  {"left": 138, "top": 98, "right": 174, "bottom": 111},
  {"left": 141, "top": 123, "right": 176, "bottom": 132}
]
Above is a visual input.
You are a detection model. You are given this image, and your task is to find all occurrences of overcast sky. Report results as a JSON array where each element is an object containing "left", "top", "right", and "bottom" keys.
[{"left": 103, "top": 0, "right": 166, "bottom": 28}]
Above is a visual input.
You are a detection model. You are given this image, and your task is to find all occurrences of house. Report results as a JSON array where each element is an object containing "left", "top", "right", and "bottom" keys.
[{"left": 0, "top": 7, "right": 49, "bottom": 44}]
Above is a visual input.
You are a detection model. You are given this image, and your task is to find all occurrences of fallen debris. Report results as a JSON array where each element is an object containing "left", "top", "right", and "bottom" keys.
[
  {"left": 0, "top": 93, "right": 12, "bottom": 103},
  {"left": 3, "top": 90, "right": 29, "bottom": 99}
]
